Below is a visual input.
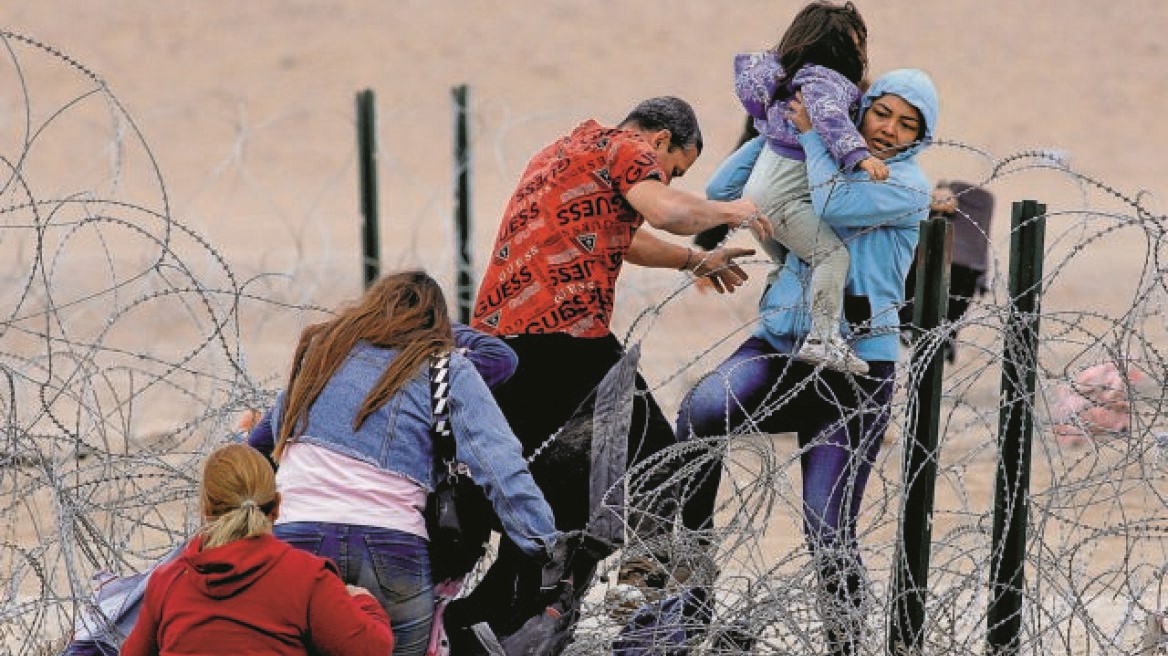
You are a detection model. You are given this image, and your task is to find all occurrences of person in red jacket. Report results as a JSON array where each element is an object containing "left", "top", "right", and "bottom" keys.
[{"left": 122, "top": 443, "right": 394, "bottom": 656}]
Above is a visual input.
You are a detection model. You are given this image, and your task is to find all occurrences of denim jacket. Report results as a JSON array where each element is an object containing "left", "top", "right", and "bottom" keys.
[{"left": 269, "top": 343, "right": 557, "bottom": 559}]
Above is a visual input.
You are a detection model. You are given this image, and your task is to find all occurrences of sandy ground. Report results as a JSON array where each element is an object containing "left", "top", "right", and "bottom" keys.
[{"left": 3, "top": 1, "right": 1168, "bottom": 652}]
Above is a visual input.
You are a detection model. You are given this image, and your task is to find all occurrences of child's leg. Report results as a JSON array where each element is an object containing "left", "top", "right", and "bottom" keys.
[{"left": 743, "top": 146, "right": 849, "bottom": 340}]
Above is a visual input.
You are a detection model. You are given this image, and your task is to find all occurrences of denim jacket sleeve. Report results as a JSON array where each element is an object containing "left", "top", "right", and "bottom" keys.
[
  {"left": 452, "top": 322, "right": 519, "bottom": 387},
  {"left": 799, "top": 130, "right": 931, "bottom": 229},
  {"left": 447, "top": 355, "right": 558, "bottom": 558}
]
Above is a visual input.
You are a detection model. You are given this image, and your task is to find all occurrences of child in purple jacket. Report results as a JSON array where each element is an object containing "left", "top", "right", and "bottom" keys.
[{"left": 733, "top": 1, "right": 886, "bottom": 374}]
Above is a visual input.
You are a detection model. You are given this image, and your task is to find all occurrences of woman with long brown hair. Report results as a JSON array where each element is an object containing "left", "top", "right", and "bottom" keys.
[
  {"left": 262, "top": 270, "right": 557, "bottom": 656},
  {"left": 122, "top": 444, "right": 394, "bottom": 656}
]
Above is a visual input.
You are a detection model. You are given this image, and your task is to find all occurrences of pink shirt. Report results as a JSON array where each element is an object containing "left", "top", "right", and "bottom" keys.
[{"left": 275, "top": 442, "right": 428, "bottom": 538}]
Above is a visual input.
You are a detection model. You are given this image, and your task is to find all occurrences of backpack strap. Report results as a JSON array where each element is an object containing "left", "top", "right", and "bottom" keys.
[{"left": 429, "top": 352, "right": 456, "bottom": 465}]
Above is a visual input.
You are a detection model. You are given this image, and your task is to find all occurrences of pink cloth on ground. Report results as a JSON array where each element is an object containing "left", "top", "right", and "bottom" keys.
[{"left": 1051, "top": 362, "right": 1144, "bottom": 444}]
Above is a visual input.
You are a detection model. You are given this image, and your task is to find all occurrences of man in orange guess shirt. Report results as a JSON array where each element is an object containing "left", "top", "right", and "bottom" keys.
[
  {"left": 451, "top": 97, "right": 769, "bottom": 642},
  {"left": 473, "top": 99, "right": 764, "bottom": 338}
]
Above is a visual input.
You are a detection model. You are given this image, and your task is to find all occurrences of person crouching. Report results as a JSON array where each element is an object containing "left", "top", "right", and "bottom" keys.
[{"left": 121, "top": 443, "right": 394, "bottom": 656}]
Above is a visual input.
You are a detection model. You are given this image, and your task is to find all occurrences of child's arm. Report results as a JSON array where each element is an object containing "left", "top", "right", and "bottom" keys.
[
  {"left": 452, "top": 322, "right": 518, "bottom": 387},
  {"left": 858, "top": 156, "right": 889, "bottom": 182},
  {"left": 120, "top": 575, "right": 167, "bottom": 656},
  {"left": 786, "top": 92, "right": 928, "bottom": 228},
  {"left": 782, "top": 65, "right": 872, "bottom": 173},
  {"left": 800, "top": 130, "right": 929, "bottom": 229},
  {"left": 307, "top": 568, "right": 394, "bottom": 656},
  {"left": 734, "top": 53, "right": 783, "bottom": 120}
]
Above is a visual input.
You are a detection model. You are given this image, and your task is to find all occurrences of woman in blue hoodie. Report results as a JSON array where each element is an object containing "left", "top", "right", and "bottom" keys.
[{"left": 676, "top": 69, "right": 939, "bottom": 656}]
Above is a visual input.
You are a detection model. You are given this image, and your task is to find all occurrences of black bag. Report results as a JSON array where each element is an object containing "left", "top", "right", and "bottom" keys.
[
  {"left": 453, "top": 579, "right": 580, "bottom": 656},
  {"left": 424, "top": 352, "right": 493, "bottom": 583}
]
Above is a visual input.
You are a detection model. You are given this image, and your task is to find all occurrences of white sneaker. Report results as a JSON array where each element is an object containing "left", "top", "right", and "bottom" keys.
[{"left": 796, "top": 335, "right": 870, "bottom": 375}]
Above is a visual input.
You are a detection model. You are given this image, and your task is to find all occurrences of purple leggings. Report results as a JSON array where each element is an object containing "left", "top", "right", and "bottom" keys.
[{"left": 676, "top": 336, "right": 894, "bottom": 653}]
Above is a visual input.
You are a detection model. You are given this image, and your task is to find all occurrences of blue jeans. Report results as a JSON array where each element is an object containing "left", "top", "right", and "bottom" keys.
[
  {"left": 676, "top": 337, "right": 894, "bottom": 655},
  {"left": 275, "top": 522, "right": 434, "bottom": 656}
]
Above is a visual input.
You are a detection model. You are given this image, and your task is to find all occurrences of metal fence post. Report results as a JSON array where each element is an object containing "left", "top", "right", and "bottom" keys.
[
  {"left": 357, "top": 89, "right": 380, "bottom": 289},
  {"left": 889, "top": 216, "right": 952, "bottom": 656},
  {"left": 452, "top": 84, "right": 472, "bottom": 322},
  {"left": 986, "top": 200, "right": 1046, "bottom": 656}
]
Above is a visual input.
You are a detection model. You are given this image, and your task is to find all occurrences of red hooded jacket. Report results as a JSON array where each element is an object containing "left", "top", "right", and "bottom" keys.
[{"left": 121, "top": 533, "right": 393, "bottom": 656}]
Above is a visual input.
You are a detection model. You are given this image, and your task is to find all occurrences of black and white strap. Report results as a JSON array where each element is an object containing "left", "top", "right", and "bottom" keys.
[
  {"left": 429, "top": 352, "right": 458, "bottom": 467},
  {"left": 430, "top": 352, "right": 452, "bottom": 439}
]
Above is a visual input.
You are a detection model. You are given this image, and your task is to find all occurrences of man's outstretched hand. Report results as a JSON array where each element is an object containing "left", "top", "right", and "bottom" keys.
[
  {"left": 692, "top": 245, "right": 756, "bottom": 293},
  {"left": 726, "top": 200, "right": 774, "bottom": 244}
]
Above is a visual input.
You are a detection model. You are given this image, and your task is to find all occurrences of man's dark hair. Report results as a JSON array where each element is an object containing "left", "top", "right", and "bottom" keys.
[{"left": 619, "top": 96, "right": 703, "bottom": 154}]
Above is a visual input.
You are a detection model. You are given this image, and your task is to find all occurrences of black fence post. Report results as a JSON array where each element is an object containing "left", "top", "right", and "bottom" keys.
[
  {"left": 357, "top": 89, "right": 380, "bottom": 289},
  {"left": 986, "top": 200, "right": 1046, "bottom": 656},
  {"left": 452, "top": 84, "right": 472, "bottom": 323},
  {"left": 889, "top": 216, "right": 952, "bottom": 656}
]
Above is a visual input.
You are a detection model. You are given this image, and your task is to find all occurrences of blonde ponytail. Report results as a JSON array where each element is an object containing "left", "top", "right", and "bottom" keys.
[{"left": 199, "top": 445, "right": 279, "bottom": 549}]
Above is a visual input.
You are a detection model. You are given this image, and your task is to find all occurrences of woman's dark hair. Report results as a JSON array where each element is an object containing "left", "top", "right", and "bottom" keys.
[
  {"left": 274, "top": 270, "right": 454, "bottom": 460},
  {"left": 772, "top": 1, "right": 868, "bottom": 96},
  {"left": 735, "top": 114, "right": 760, "bottom": 150}
]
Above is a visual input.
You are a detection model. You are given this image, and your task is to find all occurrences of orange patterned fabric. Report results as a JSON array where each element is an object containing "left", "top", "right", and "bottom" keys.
[{"left": 472, "top": 120, "right": 664, "bottom": 338}]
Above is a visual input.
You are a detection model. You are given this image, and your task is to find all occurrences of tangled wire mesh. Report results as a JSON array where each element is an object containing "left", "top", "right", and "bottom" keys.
[{"left": 2, "top": 30, "right": 1168, "bottom": 656}]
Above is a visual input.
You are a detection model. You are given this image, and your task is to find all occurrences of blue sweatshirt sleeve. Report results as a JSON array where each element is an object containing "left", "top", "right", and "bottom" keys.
[
  {"left": 705, "top": 135, "right": 765, "bottom": 202},
  {"left": 447, "top": 356, "right": 558, "bottom": 559},
  {"left": 799, "top": 131, "right": 931, "bottom": 228},
  {"left": 452, "top": 322, "right": 518, "bottom": 387}
]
